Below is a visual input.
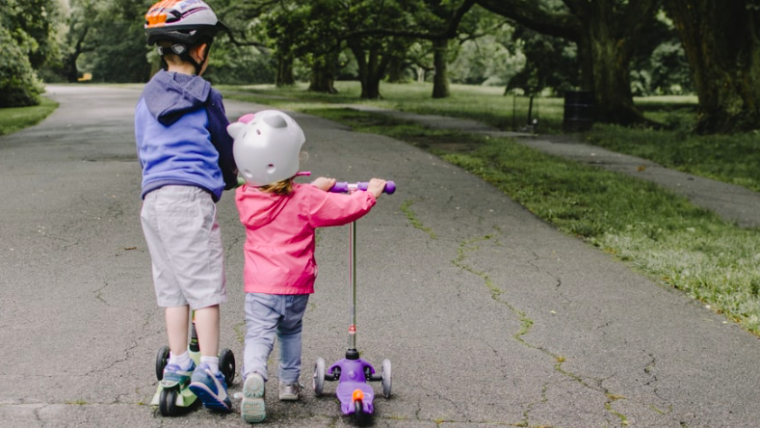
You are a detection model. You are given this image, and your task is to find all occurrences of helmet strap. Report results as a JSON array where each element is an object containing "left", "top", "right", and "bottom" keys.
[
  {"left": 183, "top": 41, "right": 211, "bottom": 75},
  {"left": 155, "top": 41, "right": 212, "bottom": 75},
  {"left": 194, "top": 41, "right": 212, "bottom": 75}
]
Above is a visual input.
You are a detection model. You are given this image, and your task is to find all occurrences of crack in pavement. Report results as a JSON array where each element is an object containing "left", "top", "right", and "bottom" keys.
[{"left": 452, "top": 233, "right": 635, "bottom": 428}]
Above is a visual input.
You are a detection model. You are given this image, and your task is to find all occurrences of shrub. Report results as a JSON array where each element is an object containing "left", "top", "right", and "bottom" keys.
[{"left": 0, "top": 25, "right": 43, "bottom": 108}]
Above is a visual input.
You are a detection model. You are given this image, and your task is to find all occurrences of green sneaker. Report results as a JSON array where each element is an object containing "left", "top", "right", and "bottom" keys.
[{"left": 241, "top": 373, "right": 266, "bottom": 423}]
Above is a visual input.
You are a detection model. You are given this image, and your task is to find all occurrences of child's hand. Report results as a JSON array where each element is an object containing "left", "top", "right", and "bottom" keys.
[
  {"left": 311, "top": 177, "right": 336, "bottom": 191},
  {"left": 366, "top": 178, "right": 387, "bottom": 199}
]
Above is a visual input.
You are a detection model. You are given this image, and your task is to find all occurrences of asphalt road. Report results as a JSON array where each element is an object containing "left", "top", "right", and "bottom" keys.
[{"left": 2, "top": 85, "right": 760, "bottom": 428}]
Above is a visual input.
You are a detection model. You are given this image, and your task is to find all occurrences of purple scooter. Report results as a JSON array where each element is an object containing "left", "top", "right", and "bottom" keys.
[{"left": 313, "top": 180, "right": 395, "bottom": 425}]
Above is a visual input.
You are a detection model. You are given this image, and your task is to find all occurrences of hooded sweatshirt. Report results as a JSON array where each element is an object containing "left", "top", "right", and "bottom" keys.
[
  {"left": 236, "top": 183, "right": 377, "bottom": 294},
  {"left": 134, "top": 70, "right": 236, "bottom": 201}
]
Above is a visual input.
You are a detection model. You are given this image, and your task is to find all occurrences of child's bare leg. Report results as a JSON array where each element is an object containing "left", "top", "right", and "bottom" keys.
[
  {"left": 165, "top": 305, "right": 190, "bottom": 355},
  {"left": 194, "top": 304, "right": 220, "bottom": 358}
]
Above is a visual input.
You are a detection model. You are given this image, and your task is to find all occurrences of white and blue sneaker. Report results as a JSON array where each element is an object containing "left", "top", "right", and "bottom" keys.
[
  {"left": 189, "top": 363, "right": 231, "bottom": 412},
  {"left": 160, "top": 362, "right": 195, "bottom": 389}
]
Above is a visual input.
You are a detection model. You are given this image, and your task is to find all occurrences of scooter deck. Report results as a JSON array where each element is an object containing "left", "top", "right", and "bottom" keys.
[
  {"left": 330, "top": 358, "right": 377, "bottom": 415},
  {"left": 151, "top": 350, "right": 202, "bottom": 408},
  {"left": 336, "top": 381, "right": 375, "bottom": 415},
  {"left": 150, "top": 382, "right": 198, "bottom": 408}
]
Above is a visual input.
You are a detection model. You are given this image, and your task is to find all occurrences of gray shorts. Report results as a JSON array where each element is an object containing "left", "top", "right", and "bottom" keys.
[{"left": 140, "top": 185, "right": 227, "bottom": 309}]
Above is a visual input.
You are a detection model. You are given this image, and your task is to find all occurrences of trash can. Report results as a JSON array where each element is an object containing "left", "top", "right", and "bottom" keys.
[{"left": 563, "top": 90, "right": 595, "bottom": 132}]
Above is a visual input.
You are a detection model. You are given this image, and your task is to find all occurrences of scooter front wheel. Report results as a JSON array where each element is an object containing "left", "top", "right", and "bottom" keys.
[
  {"left": 159, "top": 386, "right": 179, "bottom": 416},
  {"left": 313, "top": 357, "right": 325, "bottom": 396},
  {"left": 155, "top": 346, "right": 170, "bottom": 381},
  {"left": 353, "top": 400, "right": 367, "bottom": 425}
]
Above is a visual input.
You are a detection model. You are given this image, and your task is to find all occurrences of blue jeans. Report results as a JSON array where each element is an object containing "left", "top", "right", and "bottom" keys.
[{"left": 243, "top": 293, "right": 310, "bottom": 384}]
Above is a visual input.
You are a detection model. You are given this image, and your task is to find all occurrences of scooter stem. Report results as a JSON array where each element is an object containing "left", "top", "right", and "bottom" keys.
[{"left": 348, "top": 221, "right": 358, "bottom": 356}]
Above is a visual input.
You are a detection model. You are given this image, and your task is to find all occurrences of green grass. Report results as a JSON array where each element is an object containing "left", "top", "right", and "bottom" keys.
[
  {"left": 0, "top": 97, "right": 59, "bottom": 137},
  {"left": 219, "top": 81, "right": 565, "bottom": 131},
  {"left": 583, "top": 124, "right": 760, "bottom": 193},
  {"left": 221, "top": 82, "right": 756, "bottom": 195},
  {"left": 220, "top": 81, "right": 697, "bottom": 134},
  {"left": 273, "top": 106, "right": 760, "bottom": 335}
]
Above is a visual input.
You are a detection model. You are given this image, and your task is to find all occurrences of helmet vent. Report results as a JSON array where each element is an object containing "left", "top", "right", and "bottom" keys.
[
  {"left": 263, "top": 115, "right": 287, "bottom": 128},
  {"left": 167, "top": 10, "right": 182, "bottom": 22},
  {"left": 267, "top": 164, "right": 275, "bottom": 173}
]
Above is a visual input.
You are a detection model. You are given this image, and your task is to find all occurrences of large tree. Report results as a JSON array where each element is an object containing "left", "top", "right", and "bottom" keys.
[
  {"left": 664, "top": 0, "right": 760, "bottom": 133},
  {"left": 476, "top": 0, "right": 660, "bottom": 126},
  {"left": 61, "top": 0, "right": 97, "bottom": 83},
  {"left": 341, "top": 0, "right": 477, "bottom": 99},
  {"left": 0, "top": 0, "right": 60, "bottom": 106}
]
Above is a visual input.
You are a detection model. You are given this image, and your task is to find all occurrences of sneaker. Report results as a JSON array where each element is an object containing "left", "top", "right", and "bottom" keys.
[
  {"left": 160, "top": 361, "right": 195, "bottom": 389},
  {"left": 188, "top": 363, "right": 231, "bottom": 412},
  {"left": 278, "top": 381, "right": 302, "bottom": 401},
  {"left": 241, "top": 373, "right": 266, "bottom": 423}
]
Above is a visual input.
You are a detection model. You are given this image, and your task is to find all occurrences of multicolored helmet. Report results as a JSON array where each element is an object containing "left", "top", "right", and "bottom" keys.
[
  {"left": 144, "top": 0, "right": 225, "bottom": 46},
  {"left": 228, "top": 110, "right": 306, "bottom": 187}
]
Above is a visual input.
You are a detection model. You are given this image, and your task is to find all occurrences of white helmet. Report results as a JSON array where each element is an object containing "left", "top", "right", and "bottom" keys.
[{"left": 229, "top": 110, "right": 306, "bottom": 187}]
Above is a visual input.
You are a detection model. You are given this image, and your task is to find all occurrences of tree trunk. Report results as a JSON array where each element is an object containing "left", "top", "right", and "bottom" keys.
[
  {"left": 276, "top": 55, "right": 295, "bottom": 87},
  {"left": 386, "top": 54, "right": 407, "bottom": 83},
  {"left": 65, "top": 26, "right": 90, "bottom": 83},
  {"left": 475, "top": 0, "right": 658, "bottom": 126},
  {"left": 66, "top": 56, "right": 80, "bottom": 83},
  {"left": 432, "top": 38, "right": 450, "bottom": 99},
  {"left": 665, "top": 0, "right": 760, "bottom": 133},
  {"left": 350, "top": 43, "right": 389, "bottom": 99},
  {"left": 308, "top": 52, "right": 338, "bottom": 93},
  {"left": 364, "top": 48, "right": 382, "bottom": 99},
  {"left": 576, "top": 37, "right": 594, "bottom": 92},
  {"left": 583, "top": 15, "right": 640, "bottom": 125}
]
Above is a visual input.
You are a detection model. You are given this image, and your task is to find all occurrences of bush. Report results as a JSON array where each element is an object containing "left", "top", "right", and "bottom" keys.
[{"left": 0, "top": 26, "right": 43, "bottom": 108}]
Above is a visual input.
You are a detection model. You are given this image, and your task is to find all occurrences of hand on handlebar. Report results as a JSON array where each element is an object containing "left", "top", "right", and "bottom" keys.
[
  {"left": 311, "top": 177, "right": 336, "bottom": 191},
  {"left": 366, "top": 178, "right": 387, "bottom": 199}
]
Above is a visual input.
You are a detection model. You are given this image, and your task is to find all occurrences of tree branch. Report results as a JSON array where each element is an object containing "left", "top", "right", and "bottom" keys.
[
  {"left": 619, "top": 0, "right": 662, "bottom": 59},
  {"left": 475, "top": 0, "right": 581, "bottom": 40},
  {"left": 223, "top": 27, "right": 269, "bottom": 49},
  {"left": 338, "top": 0, "right": 477, "bottom": 42}
]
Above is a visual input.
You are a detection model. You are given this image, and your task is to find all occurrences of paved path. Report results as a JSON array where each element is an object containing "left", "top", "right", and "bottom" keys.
[
  {"left": 352, "top": 106, "right": 760, "bottom": 229},
  {"left": 2, "top": 85, "right": 760, "bottom": 428}
]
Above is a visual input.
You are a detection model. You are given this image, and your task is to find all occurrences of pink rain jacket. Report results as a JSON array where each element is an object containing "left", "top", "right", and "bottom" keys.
[{"left": 236, "top": 183, "right": 377, "bottom": 294}]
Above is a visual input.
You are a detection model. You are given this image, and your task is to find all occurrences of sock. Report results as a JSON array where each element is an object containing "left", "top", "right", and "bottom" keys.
[
  {"left": 201, "top": 356, "right": 220, "bottom": 374},
  {"left": 169, "top": 351, "right": 193, "bottom": 370}
]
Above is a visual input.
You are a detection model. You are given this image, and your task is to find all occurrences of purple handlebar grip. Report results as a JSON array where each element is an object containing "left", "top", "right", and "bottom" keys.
[
  {"left": 329, "top": 181, "right": 396, "bottom": 194},
  {"left": 330, "top": 182, "right": 349, "bottom": 193},
  {"left": 357, "top": 181, "right": 396, "bottom": 194}
]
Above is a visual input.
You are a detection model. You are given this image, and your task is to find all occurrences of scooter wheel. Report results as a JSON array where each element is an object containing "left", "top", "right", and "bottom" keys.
[
  {"left": 155, "top": 346, "right": 170, "bottom": 381},
  {"left": 353, "top": 400, "right": 366, "bottom": 425},
  {"left": 219, "top": 348, "right": 236, "bottom": 385},
  {"left": 381, "top": 359, "right": 392, "bottom": 398},
  {"left": 159, "top": 385, "right": 179, "bottom": 417},
  {"left": 313, "top": 357, "right": 325, "bottom": 397}
]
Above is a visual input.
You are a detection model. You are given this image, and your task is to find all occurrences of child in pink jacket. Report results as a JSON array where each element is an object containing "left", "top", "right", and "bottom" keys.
[{"left": 228, "top": 110, "right": 387, "bottom": 423}]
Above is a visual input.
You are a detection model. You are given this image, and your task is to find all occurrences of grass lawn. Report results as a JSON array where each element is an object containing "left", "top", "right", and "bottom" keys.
[
  {"left": 584, "top": 125, "right": 760, "bottom": 193},
  {"left": 0, "top": 97, "right": 59, "bottom": 137},
  {"left": 221, "top": 81, "right": 759, "bottom": 194},
  {"left": 220, "top": 83, "right": 760, "bottom": 335},
  {"left": 219, "top": 81, "right": 564, "bottom": 131}
]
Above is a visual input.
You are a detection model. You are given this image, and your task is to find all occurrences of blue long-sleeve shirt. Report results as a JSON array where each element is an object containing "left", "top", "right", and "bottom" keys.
[{"left": 135, "top": 70, "right": 236, "bottom": 201}]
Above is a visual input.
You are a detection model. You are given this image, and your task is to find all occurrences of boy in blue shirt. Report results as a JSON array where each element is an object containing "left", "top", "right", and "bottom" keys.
[{"left": 135, "top": 0, "right": 236, "bottom": 412}]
